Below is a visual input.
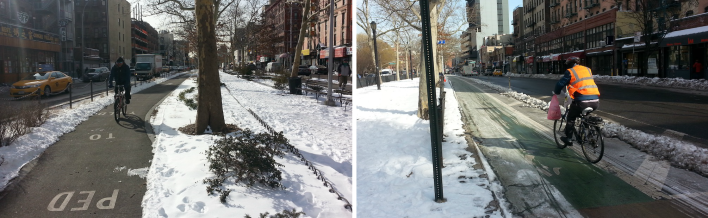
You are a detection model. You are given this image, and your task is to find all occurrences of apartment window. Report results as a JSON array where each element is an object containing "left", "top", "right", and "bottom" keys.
[
  {"left": 342, "top": 12, "right": 346, "bottom": 26},
  {"left": 686, "top": 10, "right": 694, "bottom": 17},
  {"left": 334, "top": 16, "right": 337, "bottom": 27}
]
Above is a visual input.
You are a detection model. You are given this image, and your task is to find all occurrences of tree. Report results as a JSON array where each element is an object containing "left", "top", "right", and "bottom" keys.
[
  {"left": 372, "top": 0, "right": 466, "bottom": 119},
  {"left": 356, "top": 0, "right": 404, "bottom": 89},
  {"left": 287, "top": 0, "right": 313, "bottom": 91},
  {"left": 146, "top": 0, "right": 241, "bottom": 134}
]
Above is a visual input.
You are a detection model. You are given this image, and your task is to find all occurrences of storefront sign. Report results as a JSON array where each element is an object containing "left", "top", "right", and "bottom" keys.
[
  {"left": 301, "top": 49, "right": 310, "bottom": 56},
  {"left": 319, "top": 50, "right": 328, "bottom": 59},
  {"left": 526, "top": 56, "right": 534, "bottom": 64},
  {"left": 335, "top": 47, "right": 345, "bottom": 58},
  {"left": 18, "top": 12, "right": 29, "bottom": 24},
  {"left": 0, "top": 23, "right": 60, "bottom": 44},
  {"left": 346, "top": 47, "right": 352, "bottom": 55}
]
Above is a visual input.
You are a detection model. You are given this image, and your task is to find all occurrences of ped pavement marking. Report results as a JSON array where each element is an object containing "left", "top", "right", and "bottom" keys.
[{"left": 0, "top": 75, "right": 190, "bottom": 217}]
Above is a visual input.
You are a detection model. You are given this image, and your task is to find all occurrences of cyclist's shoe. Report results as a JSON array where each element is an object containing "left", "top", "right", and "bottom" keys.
[
  {"left": 560, "top": 136, "right": 573, "bottom": 146},
  {"left": 126, "top": 99, "right": 130, "bottom": 104}
]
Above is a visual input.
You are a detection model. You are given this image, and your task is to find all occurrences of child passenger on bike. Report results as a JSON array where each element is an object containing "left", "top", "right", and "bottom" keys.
[
  {"left": 108, "top": 57, "right": 132, "bottom": 104},
  {"left": 553, "top": 56, "right": 600, "bottom": 145}
]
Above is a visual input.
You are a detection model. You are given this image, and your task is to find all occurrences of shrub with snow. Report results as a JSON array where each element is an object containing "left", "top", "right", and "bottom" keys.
[{"left": 204, "top": 129, "right": 288, "bottom": 202}]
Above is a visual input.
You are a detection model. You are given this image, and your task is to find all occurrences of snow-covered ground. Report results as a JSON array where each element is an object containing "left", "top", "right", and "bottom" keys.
[
  {"left": 505, "top": 73, "right": 708, "bottom": 90},
  {"left": 141, "top": 71, "right": 352, "bottom": 217},
  {"left": 356, "top": 78, "right": 507, "bottom": 217},
  {"left": 0, "top": 71, "right": 190, "bottom": 191},
  {"left": 469, "top": 77, "right": 708, "bottom": 177}
]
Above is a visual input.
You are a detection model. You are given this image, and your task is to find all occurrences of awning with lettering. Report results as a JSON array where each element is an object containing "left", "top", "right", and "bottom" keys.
[
  {"left": 661, "top": 26, "right": 708, "bottom": 47},
  {"left": 526, "top": 56, "right": 534, "bottom": 64},
  {"left": 551, "top": 54, "right": 561, "bottom": 61}
]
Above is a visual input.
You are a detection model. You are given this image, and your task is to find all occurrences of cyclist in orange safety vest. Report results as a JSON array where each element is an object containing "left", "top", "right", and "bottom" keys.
[{"left": 553, "top": 56, "right": 600, "bottom": 145}]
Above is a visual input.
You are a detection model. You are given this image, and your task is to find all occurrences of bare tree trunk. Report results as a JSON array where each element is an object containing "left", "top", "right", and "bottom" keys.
[
  {"left": 395, "top": 40, "right": 400, "bottom": 81},
  {"left": 290, "top": 0, "right": 311, "bottom": 78},
  {"left": 195, "top": 0, "right": 227, "bottom": 134},
  {"left": 417, "top": 2, "right": 440, "bottom": 120}
]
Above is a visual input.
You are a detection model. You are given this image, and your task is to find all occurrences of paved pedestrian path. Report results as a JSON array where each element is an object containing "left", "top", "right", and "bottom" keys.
[{"left": 0, "top": 74, "right": 189, "bottom": 217}]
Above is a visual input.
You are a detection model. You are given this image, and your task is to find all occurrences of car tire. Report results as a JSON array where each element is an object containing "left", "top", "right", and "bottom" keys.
[{"left": 44, "top": 86, "right": 51, "bottom": 97}]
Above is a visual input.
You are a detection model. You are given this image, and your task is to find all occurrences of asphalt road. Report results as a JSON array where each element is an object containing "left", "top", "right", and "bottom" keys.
[
  {"left": 449, "top": 75, "right": 708, "bottom": 217},
  {"left": 0, "top": 74, "right": 189, "bottom": 217},
  {"left": 471, "top": 75, "right": 708, "bottom": 148}
]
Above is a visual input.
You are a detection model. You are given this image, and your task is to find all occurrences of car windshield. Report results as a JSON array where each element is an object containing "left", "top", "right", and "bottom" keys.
[
  {"left": 87, "top": 69, "right": 96, "bottom": 73},
  {"left": 23, "top": 73, "right": 51, "bottom": 80},
  {"left": 136, "top": 63, "right": 152, "bottom": 70}
]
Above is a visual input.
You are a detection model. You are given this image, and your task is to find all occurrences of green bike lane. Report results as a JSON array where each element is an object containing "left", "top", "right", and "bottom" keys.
[
  {"left": 448, "top": 76, "right": 701, "bottom": 217},
  {"left": 0, "top": 74, "right": 190, "bottom": 217}
]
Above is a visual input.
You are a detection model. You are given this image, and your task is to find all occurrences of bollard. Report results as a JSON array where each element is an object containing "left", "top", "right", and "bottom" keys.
[
  {"left": 90, "top": 80, "right": 94, "bottom": 102},
  {"left": 106, "top": 79, "right": 109, "bottom": 96},
  {"left": 508, "top": 77, "right": 511, "bottom": 89},
  {"left": 69, "top": 83, "right": 73, "bottom": 109}
]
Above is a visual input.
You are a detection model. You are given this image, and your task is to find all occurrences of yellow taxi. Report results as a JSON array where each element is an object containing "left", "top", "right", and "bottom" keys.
[
  {"left": 10, "top": 71, "right": 73, "bottom": 98},
  {"left": 493, "top": 69, "right": 503, "bottom": 76}
]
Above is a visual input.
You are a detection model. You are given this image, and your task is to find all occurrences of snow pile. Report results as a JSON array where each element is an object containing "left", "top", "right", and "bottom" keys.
[
  {"left": 505, "top": 73, "right": 708, "bottom": 91},
  {"left": 468, "top": 77, "right": 708, "bottom": 177},
  {"left": 593, "top": 75, "right": 708, "bottom": 90},
  {"left": 142, "top": 71, "right": 351, "bottom": 217},
  {"left": 0, "top": 71, "right": 190, "bottom": 191},
  {"left": 357, "top": 78, "right": 505, "bottom": 217},
  {"left": 603, "top": 123, "right": 708, "bottom": 176},
  {"left": 471, "top": 78, "right": 550, "bottom": 110}
]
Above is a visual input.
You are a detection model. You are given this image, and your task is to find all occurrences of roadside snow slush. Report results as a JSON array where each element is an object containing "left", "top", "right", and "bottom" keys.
[
  {"left": 505, "top": 73, "right": 708, "bottom": 91},
  {"left": 449, "top": 75, "right": 708, "bottom": 217}
]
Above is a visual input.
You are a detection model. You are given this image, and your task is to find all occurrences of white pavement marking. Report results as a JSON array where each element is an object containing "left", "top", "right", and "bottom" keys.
[
  {"left": 47, "top": 190, "right": 119, "bottom": 211},
  {"left": 633, "top": 156, "right": 671, "bottom": 191},
  {"left": 662, "top": 129, "right": 687, "bottom": 139}
]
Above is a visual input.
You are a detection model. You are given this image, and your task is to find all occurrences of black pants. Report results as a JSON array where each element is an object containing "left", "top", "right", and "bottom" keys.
[
  {"left": 114, "top": 84, "right": 131, "bottom": 100},
  {"left": 565, "top": 100, "right": 599, "bottom": 136}
]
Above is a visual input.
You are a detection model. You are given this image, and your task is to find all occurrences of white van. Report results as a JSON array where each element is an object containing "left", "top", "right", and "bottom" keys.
[
  {"left": 380, "top": 69, "right": 393, "bottom": 75},
  {"left": 265, "top": 62, "right": 282, "bottom": 72}
]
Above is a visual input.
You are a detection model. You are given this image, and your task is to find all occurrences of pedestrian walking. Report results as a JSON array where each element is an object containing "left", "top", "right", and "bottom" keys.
[
  {"left": 692, "top": 60, "right": 703, "bottom": 79},
  {"left": 337, "top": 60, "right": 351, "bottom": 89}
]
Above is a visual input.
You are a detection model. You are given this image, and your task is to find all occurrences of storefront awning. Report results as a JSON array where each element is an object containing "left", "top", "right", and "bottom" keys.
[
  {"left": 542, "top": 55, "right": 551, "bottom": 62},
  {"left": 526, "top": 56, "right": 534, "bottom": 64},
  {"left": 661, "top": 26, "right": 708, "bottom": 47},
  {"left": 561, "top": 51, "right": 586, "bottom": 59},
  {"left": 551, "top": 54, "right": 561, "bottom": 61},
  {"left": 586, "top": 49, "right": 614, "bottom": 57}
]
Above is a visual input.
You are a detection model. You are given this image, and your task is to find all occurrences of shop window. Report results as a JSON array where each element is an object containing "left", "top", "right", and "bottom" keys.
[
  {"left": 705, "top": 6, "right": 708, "bottom": 13},
  {"left": 686, "top": 10, "right": 693, "bottom": 17}
]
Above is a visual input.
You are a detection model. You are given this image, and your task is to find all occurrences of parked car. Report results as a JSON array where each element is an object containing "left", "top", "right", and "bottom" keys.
[
  {"left": 471, "top": 70, "right": 479, "bottom": 76},
  {"left": 10, "top": 71, "right": 73, "bottom": 98},
  {"left": 296, "top": 65, "right": 314, "bottom": 76},
  {"left": 380, "top": 69, "right": 393, "bottom": 75},
  {"left": 400, "top": 70, "right": 407, "bottom": 76},
  {"left": 162, "top": 66, "right": 170, "bottom": 72},
  {"left": 82, "top": 67, "right": 110, "bottom": 82}
]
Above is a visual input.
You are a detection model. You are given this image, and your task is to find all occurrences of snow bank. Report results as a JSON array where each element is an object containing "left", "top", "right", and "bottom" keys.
[
  {"left": 468, "top": 77, "right": 708, "bottom": 177},
  {"left": 0, "top": 71, "right": 190, "bottom": 191},
  {"left": 357, "top": 78, "right": 504, "bottom": 217},
  {"left": 505, "top": 73, "right": 708, "bottom": 91}
]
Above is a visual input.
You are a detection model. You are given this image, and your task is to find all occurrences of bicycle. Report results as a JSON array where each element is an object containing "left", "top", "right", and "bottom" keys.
[
  {"left": 552, "top": 91, "right": 605, "bottom": 163},
  {"left": 113, "top": 85, "right": 127, "bottom": 121}
]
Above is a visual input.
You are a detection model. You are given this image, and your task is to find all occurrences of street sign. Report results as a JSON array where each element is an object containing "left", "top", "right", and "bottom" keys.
[
  {"left": 634, "top": 32, "right": 641, "bottom": 43},
  {"left": 389, "top": 62, "right": 395, "bottom": 65}
]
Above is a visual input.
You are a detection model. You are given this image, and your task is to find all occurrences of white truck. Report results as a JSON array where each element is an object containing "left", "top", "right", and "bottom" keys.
[
  {"left": 462, "top": 65, "right": 477, "bottom": 76},
  {"left": 134, "top": 54, "right": 163, "bottom": 80}
]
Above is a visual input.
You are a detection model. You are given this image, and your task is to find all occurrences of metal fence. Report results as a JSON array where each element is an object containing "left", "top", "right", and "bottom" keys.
[{"left": 356, "top": 73, "right": 419, "bottom": 88}]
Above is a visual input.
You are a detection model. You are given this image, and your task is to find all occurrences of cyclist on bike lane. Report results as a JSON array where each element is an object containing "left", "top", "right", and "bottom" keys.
[
  {"left": 553, "top": 56, "right": 600, "bottom": 145},
  {"left": 108, "top": 57, "right": 132, "bottom": 104}
]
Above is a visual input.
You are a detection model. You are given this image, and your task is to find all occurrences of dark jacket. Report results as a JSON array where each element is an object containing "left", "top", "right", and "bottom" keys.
[
  {"left": 554, "top": 65, "right": 600, "bottom": 101},
  {"left": 109, "top": 63, "right": 132, "bottom": 85},
  {"left": 337, "top": 63, "right": 351, "bottom": 76}
]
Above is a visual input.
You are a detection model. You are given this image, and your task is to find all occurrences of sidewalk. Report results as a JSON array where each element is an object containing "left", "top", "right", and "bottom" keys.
[{"left": 356, "top": 78, "right": 507, "bottom": 217}]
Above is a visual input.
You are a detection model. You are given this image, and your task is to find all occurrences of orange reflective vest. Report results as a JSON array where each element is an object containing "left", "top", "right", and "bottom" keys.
[{"left": 567, "top": 65, "right": 600, "bottom": 99}]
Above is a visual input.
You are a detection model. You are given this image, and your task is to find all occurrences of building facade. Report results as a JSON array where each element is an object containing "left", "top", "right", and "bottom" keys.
[
  {"left": 158, "top": 30, "right": 173, "bottom": 65},
  {"left": 263, "top": 0, "right": 303, "bottom": 66},
  {"left": 301, "top": 0, "right": 353, "bottom": 67},
  {"left": 74, "top": 0, "right": 131, "bottom": 72},
  {"left": 0, "top": 0, "right": 63, "bottom": 84},
  {"left": 130, "top": 19, "right": 159, "bottom": 65},
  {"left": 462, "top": 0, "right": 509, "bottom": 70}
]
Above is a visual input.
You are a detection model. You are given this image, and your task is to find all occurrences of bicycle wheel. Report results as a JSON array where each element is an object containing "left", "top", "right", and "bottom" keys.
[
  {"left": 121, "top": 98, "right": 127, "bottom": 116},
  {"left": 553, "top": 118, "right": 567, "bottom": 149},
  {"left": 114, "top": 96, "right": 120, "bottom": 122},
  {"left": 581, "top": 125, "right": 604, "bottom": 163}
]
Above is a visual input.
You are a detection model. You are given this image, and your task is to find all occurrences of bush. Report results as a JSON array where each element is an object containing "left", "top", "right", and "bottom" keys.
[
  {"left": 1, "top": 101, "right": 49, "bottom": 147},
  {"left": 204, "top": 129, "right": 289, "bottom": 202},
  {"left": 271, "top": 69, "right": 289, "bottom": 91},
  {"left": 244, "top": 209, "right": 306, "bottom": 218},
  {"left": 177, "top": 87, "right": 198, "bottom": 110}
]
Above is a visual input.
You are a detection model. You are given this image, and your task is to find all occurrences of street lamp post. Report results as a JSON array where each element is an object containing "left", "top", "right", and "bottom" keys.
[
  {"left": 80, "top": 1, "right": 89, "bottom": 80},
  {"left": 371, "top": 21, "right": 381, "bottom": 90}
]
